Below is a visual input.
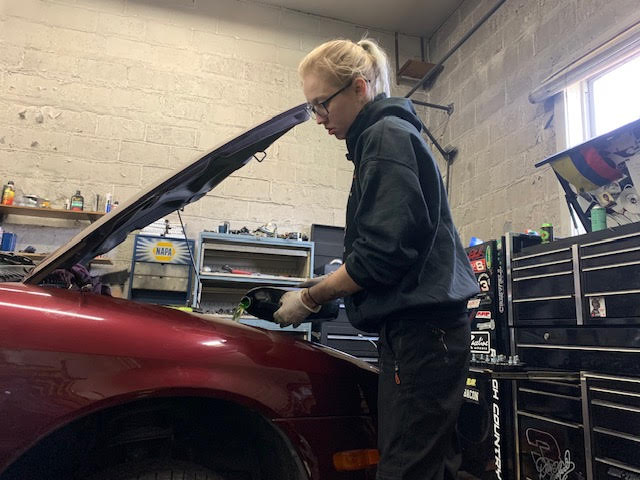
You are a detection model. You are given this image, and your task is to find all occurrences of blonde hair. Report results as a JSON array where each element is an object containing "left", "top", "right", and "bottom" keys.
[{"left": 298, "top": 37, "right": 391, "bottom": 100}]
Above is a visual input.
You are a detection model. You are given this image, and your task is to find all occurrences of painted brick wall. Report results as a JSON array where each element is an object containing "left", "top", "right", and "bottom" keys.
[
  {"left": 0, "top": 0, "right": 425, "bottom": 266},
  {"left": 6, "top": 0, "right": 635, "bottom": 263},
  {"left": 425, "top": 0, "right": 640, "bottom": 243}
]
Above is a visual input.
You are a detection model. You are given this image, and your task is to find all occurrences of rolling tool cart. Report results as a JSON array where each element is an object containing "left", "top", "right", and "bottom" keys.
[{"left": 128, "top": 234, "right": 195, "bottom": 305}]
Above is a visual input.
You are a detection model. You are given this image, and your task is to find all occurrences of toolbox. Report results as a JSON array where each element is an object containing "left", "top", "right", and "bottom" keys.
[
  {"left": 511, "top": 117, "right": 640, "bottom": 376},
  {"left": 510, "top": 213, "right": 640, "bottom": 375}
]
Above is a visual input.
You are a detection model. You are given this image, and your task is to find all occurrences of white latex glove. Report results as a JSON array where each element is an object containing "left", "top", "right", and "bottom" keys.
[
  {"left": 297, "top": 273, "right": 330, "bottom": 288},
  {"left": 273, "top": 290, "right": 320, "bottom": 328}
]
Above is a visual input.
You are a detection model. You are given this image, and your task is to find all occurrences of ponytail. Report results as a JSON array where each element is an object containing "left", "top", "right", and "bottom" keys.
[
  {"left": 357, "top": 38, "right": 391, "bottom": 97},
  {"left": 298, "top": 37, "right": 391, "bottom": 100}
]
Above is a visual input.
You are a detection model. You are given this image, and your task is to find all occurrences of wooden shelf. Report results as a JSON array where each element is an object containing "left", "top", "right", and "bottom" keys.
[
  {"left": 0, "top": 204, "right": 105, "bottom": 223},
  {"left": 397, "top": 59, "right": 437, "bottom": 80},
  {"left": 0, "top": 251, "right": 113, "bottom": 265}
]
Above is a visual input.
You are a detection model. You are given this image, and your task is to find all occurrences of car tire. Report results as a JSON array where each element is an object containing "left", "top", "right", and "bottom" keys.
[{"left": 87, "top": 459, "right": 227, "bottom": 480}]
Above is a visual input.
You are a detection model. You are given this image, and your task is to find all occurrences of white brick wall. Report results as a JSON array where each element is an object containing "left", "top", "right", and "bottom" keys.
[
  {"left": 426, "top": 0, "right": 640, "bottom": 244},
  {"left": 0, "top": 0, "right": 429, "bottom": 264}
]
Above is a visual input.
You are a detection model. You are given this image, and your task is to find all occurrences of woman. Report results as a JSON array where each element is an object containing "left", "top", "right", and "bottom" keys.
[{"left": 274, "top": 38, "right": 479, "bottom": 480}]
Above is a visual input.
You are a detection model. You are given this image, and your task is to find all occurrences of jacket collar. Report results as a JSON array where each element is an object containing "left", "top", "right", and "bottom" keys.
[{"left": 345, "top": 93, "right": 388, "bottom": 161}]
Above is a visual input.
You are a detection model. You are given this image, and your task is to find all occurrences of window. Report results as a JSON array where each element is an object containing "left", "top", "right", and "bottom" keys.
[
  {"left": 562, "top": 51, "right": 640, "bottom": 234},
  {"left": 565, "top": 52, "right": 640, "bottom": 147}
]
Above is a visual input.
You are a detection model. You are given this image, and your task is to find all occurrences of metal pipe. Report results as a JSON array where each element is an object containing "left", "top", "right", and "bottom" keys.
[
  {"left": 411, "top": 99, "right": 454, "bottom": 114},
  {"left": 446, "top": 150, "right": 452, "bottom": 194},
  {"left": 419, "top": 119, "right": 449, "bottom": 159},
  {"left": 418, "top": 119, "right": 457, "bottom": 193},
  {"left": 404, "top": 0, "right": 507, "bottom": 98},
  {"left": 395, "top": 32, "right": 400, "bottom": 85}
]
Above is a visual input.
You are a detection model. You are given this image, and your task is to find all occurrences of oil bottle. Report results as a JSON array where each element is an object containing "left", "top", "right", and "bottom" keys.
[
  {"left": 1, "top": 181, "right": 15, "bottom": 205},
  {"left": 70, "top": 190, "right": 84, "bottom": 211},
  {"left": 237, "top": 286, "right": 339, "bottom": 323}
]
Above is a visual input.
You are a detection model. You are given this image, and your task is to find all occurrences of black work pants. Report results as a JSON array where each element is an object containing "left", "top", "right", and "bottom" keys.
[{"left": 376, "top": 316, "right": 470, "bottom": 480}]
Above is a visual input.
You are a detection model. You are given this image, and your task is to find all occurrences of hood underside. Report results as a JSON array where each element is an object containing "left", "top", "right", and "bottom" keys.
[{"left": 24, "top": 104, "right": 310, "bottom": 285}]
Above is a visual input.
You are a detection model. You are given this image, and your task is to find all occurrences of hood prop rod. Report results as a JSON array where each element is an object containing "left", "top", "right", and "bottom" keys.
[{"left": 177, "top": 208, "right": 199, "bottom": 308}]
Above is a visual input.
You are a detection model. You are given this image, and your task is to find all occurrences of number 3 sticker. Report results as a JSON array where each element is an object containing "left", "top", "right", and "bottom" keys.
[{"left": 477, "top": 273, "right": 490, "bottom": 292}]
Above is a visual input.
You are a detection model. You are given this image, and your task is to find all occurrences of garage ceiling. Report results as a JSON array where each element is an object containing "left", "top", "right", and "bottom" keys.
[{"left": 255, "top": 0, "right": 465, "bottom": 37}]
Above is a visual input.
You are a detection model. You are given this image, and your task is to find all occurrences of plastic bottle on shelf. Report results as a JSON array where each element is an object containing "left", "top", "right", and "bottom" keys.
[
  {"left": 105, "top": 192, "right": 112, "bottom": 213},
  {"left": 1, "top": 181, "right": 15, "bottom": 205},
  {"left": 591, "top": 205, "right": 607, "bottom": 232},
  {"left": 70, "top": 190, "right": 84, "bottom": 211}
]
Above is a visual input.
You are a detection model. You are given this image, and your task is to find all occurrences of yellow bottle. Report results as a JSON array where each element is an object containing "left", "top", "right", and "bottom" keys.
[{"left": 1, "top": 181, "right": 15, "bottom": 205}]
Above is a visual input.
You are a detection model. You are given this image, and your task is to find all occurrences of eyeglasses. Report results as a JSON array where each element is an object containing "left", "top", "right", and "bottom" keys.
[{"left": 307, "top": 79, "right": 353, "bottom": 119}]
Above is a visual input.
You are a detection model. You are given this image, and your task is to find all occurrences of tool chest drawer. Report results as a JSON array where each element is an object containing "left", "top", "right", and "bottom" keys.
[
  {"left": 586, "top": 374, "right": 640, "bottom": 474},
  {"left": 511, "top": 273, "right": 574, "bottom": 299},
  {"left": 583, "top": 291, "right": 640, "bottom": 325},
  {"left": 580, "top": 233, "right": 640, "bottom": 326},
  {"left": 582, "top": 263, "right": 640, "bottom": 293},
  {"left": 517, "top": 379, "right": 582, "bottom": 424},
  {"left": 513, "top": 297, "right": 575, "bottom": 324},
  {"left": 516, "top": 377, "right": 586, "bottom": 480},
  {"left": 580, "top": 230, "right": 640, "bottom": 259},
  {"left": 515, "top": 327, "right": 640, "bottom": 375},
  {"left": 511, "top": 245, "right": 576, "bottom": 325},
  {"left": 131, "top": 263, "right": 190, "bottom": 291},
  {"left": 512, "top": 246, "right": 572, "bottom": 269},
  {"left": 128, "top": 234, "right": 195, "bottom": 305}
]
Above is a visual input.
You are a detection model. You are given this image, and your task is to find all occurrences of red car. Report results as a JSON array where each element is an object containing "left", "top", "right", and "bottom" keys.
[{"left": 0, "top": 105, "right": 378, "bottom": 480}]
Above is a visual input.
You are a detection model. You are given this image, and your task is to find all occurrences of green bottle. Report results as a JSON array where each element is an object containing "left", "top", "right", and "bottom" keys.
[
  {"left": 70, "top": 190, "right": 84, "bottom": 211},
  {"left": 591, "top": 205, "right": 606, "bottom": 232}
]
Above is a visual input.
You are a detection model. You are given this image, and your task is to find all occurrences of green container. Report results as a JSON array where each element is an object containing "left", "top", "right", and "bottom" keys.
[
  {"left": 540, "top": 223, "right": 554, "bottom": 243},
  {"left": 591, "top": 205, "right": 607, "bottom": 232}
]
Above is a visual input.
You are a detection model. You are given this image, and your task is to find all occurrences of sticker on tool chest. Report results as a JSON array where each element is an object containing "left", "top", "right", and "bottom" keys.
[
  {"left": 589, "top": 296, "right": 606, "bottom": 317},
  {"left": 477, "top": 272, "right": 490, "bottom": 292},
  {"left": 471, "top": 258, "right": 487, "bottom": 273},
  {"left": 463, "top": 386, "right": 480, "bottom": 403},
  {"left": 471, "top": 332, "right": 490, "bottom": 353},
  {"left": 467, "top": 298, "right": 480, "bottom": 309}
]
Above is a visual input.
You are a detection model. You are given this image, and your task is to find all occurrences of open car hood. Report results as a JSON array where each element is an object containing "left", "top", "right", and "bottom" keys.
[{"left": 23, "top": 104, "right": 310, "bottom": 285}]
